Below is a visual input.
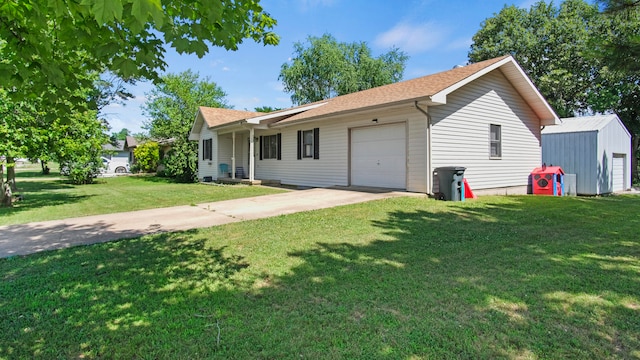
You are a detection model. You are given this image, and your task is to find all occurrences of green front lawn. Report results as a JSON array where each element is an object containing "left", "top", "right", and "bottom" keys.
[
  {"left": 1, "top": 195, "right": 638, "bottom": 359},
  {"left": 1, "top": 168, "right": 285, "bottom": 226}
]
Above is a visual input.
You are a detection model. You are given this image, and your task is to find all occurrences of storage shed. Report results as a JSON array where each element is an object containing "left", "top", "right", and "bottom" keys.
[{"left": 542, "top": 115, "right": 631, "bottom": 195}]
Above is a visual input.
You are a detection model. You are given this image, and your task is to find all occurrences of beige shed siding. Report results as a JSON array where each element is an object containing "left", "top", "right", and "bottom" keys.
[
  {"left": 255, "top": 108, "right": 428, "bottom": 191},
  {"left": 197, "top": 123, "right": 218, "bottom": 179},
  {"left": 429, "top": 70, "right": 541, "bottom": 191}
]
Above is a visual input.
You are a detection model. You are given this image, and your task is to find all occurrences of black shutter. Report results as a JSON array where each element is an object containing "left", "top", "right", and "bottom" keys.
[
  {"left": 277, "top": 133, "right": 282, "bottom": 160},
  {"left": 297, "top": 130, "right": 302, "bottom": 160},
  {"left": 207, "top": 139, "right": 212, "bottom": 160},
  {"left": 313, "top": 128, "right": 319, "bottom": 159},
  {"left": 202, "top": 139, "right": 205, "bottom": 160},
  {"left": 259, "top": 136, "right": 263, "bottom": 160}
]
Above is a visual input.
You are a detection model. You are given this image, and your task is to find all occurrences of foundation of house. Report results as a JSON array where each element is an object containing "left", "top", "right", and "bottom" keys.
[{"left": 213, "top": 177, "right": 281, "bottom": 186}]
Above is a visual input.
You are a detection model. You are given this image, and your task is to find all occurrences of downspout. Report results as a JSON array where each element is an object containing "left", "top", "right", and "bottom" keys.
[{"left": 415, "top": 101, "right": 432, "bottom": 195}]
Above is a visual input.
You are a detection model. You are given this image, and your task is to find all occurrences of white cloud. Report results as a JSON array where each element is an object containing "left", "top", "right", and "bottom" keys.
[
  {"left": 445, "top": 37, "right": 473, "bottom": 51},
  {"left": 374, "top": 22, "right": 450, "bottom": 54},
  {"left": 210, "top": 59, "right": 224, "bottom": 67}
]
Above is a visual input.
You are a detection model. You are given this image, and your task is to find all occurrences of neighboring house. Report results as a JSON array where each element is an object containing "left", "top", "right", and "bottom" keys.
[
  {"left": 189, "top": 55, "right": 559, "bottom": 195},
  {"left": 102, "top": 140, "right": 131, "bottom": 173},
  {"left": 542, "top": 114, "right": 632, "bottom": 195},
  {"left": 124, "top": 135, "right": 138, "bottom": 165},
  {"left": 102, "top": 140, "right": 130, "bottom": 163}
]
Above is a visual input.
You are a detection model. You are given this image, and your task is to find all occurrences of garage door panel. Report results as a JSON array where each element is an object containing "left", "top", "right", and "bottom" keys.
[
  {"left": 351, "top": 124, "right": 406, "bottom": 189},
  {"left": 612, "top": 155, "right": 625, "bottom": 192}
]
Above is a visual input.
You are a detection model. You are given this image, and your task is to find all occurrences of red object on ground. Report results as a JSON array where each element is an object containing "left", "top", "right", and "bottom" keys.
[
  {"left": 463, "top": 178, "right": 477, "bottom": 199},
  {"left": 531, "top": 165, "right": 564, "bottom": 196}
]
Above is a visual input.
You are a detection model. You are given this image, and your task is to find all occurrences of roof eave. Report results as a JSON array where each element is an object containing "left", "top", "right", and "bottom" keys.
[
  {"left": 188, "top": 110, "right": 205, "bottom": 141},
  {"left": 270, "top": 97, "right": 439, "bottom": 128}
]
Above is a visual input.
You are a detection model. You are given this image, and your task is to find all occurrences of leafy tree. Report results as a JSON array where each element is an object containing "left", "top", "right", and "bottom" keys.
[
  {"left": 1, "top": 0, "right": 278, "bottom": 117},
  {"left": 111, "top": 128, "right": 131, "bottom": 142},
  {"left": 0, "top": 88, "right": 51, "bottom": 203},
  {"left": 592, "top": 0, "right": 640, "bottom": 72},
  {"left": 254, "top": 106, "right": 281, "bottom": 113},
  {"left": 469, "top": 0, "right": 601, "bottom": 118},
  {"left": 143, "top": 70, "right": 229, "bottom": 182},
  {"left": 590, "top": 0, "right": 640, "bottom": 181},
  {"left": 133, "top": 141, "right": 159, "bottom": 172},
  {"left": 55, "top": 109, "right": 110, "bottom": 184},
  {"left": 279, "top": 34, "right": 408, "bottom": 105}
]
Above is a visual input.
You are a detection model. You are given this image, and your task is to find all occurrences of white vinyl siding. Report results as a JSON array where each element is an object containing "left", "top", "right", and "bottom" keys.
[
  {"left": 430, "top": 69, "right": 541, "bottom": 191},
  {"left": 197, "top": 123, "right": 218, "bottom": 180},
  {"left": 255, "top": 108, "right": 427, "bottom": 191}
]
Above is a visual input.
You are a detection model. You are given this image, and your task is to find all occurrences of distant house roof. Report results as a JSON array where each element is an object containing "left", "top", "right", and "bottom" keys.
[
  {"left": 189, "top": 55, "right": 559, "bottom": 139},
  {"left": 541, "top": 114, "right": 630, "bottom": 135},
  {"left": 124, "top": 136, "right": 138, "bottom": 149}
]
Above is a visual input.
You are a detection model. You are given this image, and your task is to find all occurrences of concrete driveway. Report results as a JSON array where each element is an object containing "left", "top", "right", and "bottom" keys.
[{"left": 0, "top": 187, "right": 415, "bottom": 258}]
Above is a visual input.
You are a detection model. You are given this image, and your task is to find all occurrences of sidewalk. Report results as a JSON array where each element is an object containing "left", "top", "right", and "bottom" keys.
[{"left": 0, "top": 187, "right": 414, "bottom": 258}]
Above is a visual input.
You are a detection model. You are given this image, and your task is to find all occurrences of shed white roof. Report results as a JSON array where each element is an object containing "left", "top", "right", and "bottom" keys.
[{"left": 542, "top": 114, "right": 621, "bottom": 134}]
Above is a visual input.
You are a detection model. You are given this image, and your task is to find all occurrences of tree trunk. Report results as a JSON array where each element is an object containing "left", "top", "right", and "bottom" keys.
[
  {"left": 6, "top": 157, "right": 17, "bottom": 191},
  {"left": 0, "top": 161, "right": 5, "bottom": 206},
  {"left": 0, "top": 159, "right": 10, "bottom": 208},
  {"left": 41, "top": 160, "right": 50, "bottom": 175}
]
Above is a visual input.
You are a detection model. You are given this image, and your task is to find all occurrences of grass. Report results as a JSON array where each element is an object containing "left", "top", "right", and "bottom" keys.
[
  {"left": 0, "top": 164, "right": 285, "bottom": 226},
  {"left": 1, "top": 194, "right": 639, "bottom": 359}
]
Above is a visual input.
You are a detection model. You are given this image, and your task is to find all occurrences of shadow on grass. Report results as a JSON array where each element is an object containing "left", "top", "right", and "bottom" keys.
[
  {"left": 0, "top": 196, "right": 638, "bottom": 358},
  {"left": 0, "top": 180, "right": 92, "bottom": 219}
]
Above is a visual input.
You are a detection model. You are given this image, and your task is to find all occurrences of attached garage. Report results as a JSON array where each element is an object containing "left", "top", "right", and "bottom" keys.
[
  {"left": 542, "top": 115, "right": 631, "bottom": 195},
  {"left": 350, "top": 123, "right": 406, "bottom": 189}
]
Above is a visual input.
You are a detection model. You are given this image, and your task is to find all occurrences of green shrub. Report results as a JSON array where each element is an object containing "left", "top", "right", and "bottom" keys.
[{"left": 134, "top": 141, "right": 160, "bottom": 172}]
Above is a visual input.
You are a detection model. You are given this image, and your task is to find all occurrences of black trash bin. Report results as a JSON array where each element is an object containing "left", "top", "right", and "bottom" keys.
[{"left": 434, "top": 166, "right": 466, "bottom": 201}]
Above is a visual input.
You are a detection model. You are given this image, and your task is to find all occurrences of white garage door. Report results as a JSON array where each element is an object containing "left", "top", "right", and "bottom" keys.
[
  {"left": 351, "top": 123, "right": 406, "bottom": 189},
  {"left": 612, "top": 154, "right": 625, "bottom": 192}
]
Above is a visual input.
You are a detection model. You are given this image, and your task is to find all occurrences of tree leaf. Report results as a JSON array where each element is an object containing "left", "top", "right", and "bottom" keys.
[{"left": 88, "top": 0, "right": 123, "bottom": 24}]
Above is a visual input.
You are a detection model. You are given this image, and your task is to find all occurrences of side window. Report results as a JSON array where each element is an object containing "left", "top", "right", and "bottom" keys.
[
  {"left": 297, "top": 128, "right": 319, "bottom": 160},
  {"left": 202, "top": 139, "right": 212, "bottom": 160},
  {"left": 490, "top": 124, "right": 501, "bottom": 159},
  {"left": 302, "top": 130, "right": 313, "bottom": 158},
  {"left": 260, "top": 134, "right": 281, "bottom": 160}
]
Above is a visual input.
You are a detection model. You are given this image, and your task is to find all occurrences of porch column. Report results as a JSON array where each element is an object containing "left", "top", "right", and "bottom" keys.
[
  {"left": 249, "top": 127, "right": 255, "bottom": 181},
  {"left": 231, "top": 131, "right": 236, "bottom": 179}
]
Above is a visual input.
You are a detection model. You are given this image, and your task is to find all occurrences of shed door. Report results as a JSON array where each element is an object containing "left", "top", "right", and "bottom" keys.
[
  {"left": 351, "top": 123, "right": 406, "bottom": 189},
  {"left": 612, "top": 154, "right": 625, "bottom": 192}
]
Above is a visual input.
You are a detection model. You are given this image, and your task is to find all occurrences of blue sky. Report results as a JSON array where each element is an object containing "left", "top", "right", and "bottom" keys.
[{"left": 102, "top": 0, "right": 537, "bottom": 134}]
